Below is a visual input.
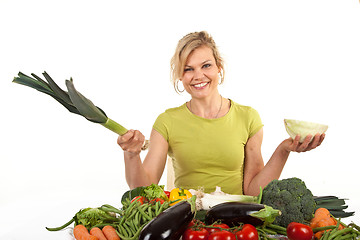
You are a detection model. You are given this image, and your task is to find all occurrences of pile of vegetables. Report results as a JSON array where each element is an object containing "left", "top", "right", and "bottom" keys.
[{"left": 46, "top": 179, "right": 358, "bottom": 240}]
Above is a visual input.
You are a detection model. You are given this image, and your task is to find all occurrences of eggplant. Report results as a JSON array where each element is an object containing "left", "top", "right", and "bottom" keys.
[
  {"left": 138, "top": 199, "right": 195, "bottom": 240},
  {"left": 205, "top": 202, "right": 281, "bottom": 227}
]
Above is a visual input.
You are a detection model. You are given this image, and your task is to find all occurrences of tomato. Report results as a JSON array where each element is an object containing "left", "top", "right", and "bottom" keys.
[
  {"left": 150, "top": 198, "right": 165, "bottom": 204},
  {"left": 164, "top": 190, "right": 171, "bottom": 198},
  {"left": 234, "top": 224, "right": 258, "bottom": 240},
  {"left": 182, "top": 227, "right": 209, "bottom": 240},
  {"left": 287, "top": 222, "right": 313, "bottom": 240},
  {"left": 187, "top": 219, "right": 204, "bottom": 228},
  {"left": 130, "top": 196, "right": 146, "bottom": 204},
  {"left": 208, "top": 230, "right": 236, "bottom": 240},
  {"left": 206, "top": 223, "right": 230, "bottom": 234}
]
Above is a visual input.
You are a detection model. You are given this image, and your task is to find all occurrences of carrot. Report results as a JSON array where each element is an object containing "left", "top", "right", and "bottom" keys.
[
  {"left": 311, "top": 208, "right": 347, "bottom": 239},
  {"left": 90, "top": 227, "right": 108, "bottom": 240},
  {"left": 73, "top": 224, "right": 98, "bottom": 240},
  {"left": 102, "top": 225, "right": 120, "bottom": 240},
  {"left": 314, "top": 207, "right": 331, "bottom": 219}
]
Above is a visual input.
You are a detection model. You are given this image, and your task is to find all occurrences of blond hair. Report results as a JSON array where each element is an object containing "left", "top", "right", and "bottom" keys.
[{"left": 170, "top": 31, "right": 225, "bottom": 93}]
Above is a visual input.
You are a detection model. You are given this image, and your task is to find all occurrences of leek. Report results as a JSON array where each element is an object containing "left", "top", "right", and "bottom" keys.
[{"left": 13, "top": 72, "right": 149, "bottom": 149}]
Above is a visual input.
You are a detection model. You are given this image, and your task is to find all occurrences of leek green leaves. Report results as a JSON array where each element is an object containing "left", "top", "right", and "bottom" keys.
[{"left": 13, "top": 71, "right": 128, "bottom": 135}]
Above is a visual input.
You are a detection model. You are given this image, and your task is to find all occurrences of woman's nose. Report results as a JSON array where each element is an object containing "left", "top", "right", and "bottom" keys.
[{"left": 193, "top": 68, "right": 204, "bottom": 80}]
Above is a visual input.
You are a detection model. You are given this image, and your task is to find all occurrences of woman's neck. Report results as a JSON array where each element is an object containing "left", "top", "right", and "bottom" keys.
[{"left": 188, "top": 94, "right": 229, "bottom": 119}]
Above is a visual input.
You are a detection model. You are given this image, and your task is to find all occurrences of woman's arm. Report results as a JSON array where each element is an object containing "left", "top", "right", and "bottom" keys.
[
  {"left": 117, "top": 128, "right": 169, "bottom": 189},
  {"left": 243, "top": 128, "right": 325, "bottom": 196}
]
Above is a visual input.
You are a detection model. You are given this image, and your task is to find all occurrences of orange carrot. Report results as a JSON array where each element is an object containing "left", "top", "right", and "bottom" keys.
[
  {"left": 314, "top": 208, "right": 331, "bottom": 219},
  {"left": 102, "top": 225, "right": 120, "bottom": 240},
  {"left": 90, "top": 227, "right": 108, "bottom": 240},
  {"left": 311, "top": 208, "right": 346, "bottom": 239},
  {"left": 73, "top": 224, "right": 98, "bottom": 240}
]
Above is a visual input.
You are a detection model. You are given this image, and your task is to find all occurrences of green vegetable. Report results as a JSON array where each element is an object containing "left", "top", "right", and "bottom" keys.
[
  {"left": 116, "top": 196, "right": 171, "bottom": 239},
  {"left": 12, "top": 72, "right": 149, "bottom": 149},
  {"left": 143, "top": 184, "right": 169, "bottom": 201},
  {"left": 198, "top": 186, "right": 262, "bottom": 210},
  {"left": 261, "top": 177, "right": 316, "bottom": 228},
  {"left": 46, "top": 207, "right": 120, "bottom": 231},
  {"left": 121, "top": 184, "right": 169, "bottom": 204},
  {"left": 13, "top": 72, "right": 126, "bottom": 133},
  {"left": 314, "top": 195, "right": 355, "bottom": 218},
  {"left": 284, "top": 119, "right": 328, "bottom": 142}
]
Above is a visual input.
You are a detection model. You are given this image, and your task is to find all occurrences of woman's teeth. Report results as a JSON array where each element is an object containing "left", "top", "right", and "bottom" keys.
[{"left": 194, "top": 82, "right": 208, "bottom": 88}]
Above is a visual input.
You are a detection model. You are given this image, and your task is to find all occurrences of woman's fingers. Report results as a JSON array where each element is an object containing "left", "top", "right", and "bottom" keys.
[
  {"left": 291, "top": 133, "right": 326, "bottom": 153},
  {"left": 117, "top": 129, "right": 145, "bottom": 154}
]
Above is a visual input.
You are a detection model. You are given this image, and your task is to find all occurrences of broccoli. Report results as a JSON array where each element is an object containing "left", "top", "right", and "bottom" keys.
[{"left": 261, "top": 177, "right": 316, "bottom": 228}]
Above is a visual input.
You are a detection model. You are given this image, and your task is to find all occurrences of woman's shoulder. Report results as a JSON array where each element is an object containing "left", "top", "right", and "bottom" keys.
[
  {"left": 230, "top": 99, "right": 257, "bottom": 113},
  {"left": 161, "top": 103, "right": 187, "bottom": 115},
  {"left": 156, "top": 103, "right": 187, "bottom": 121}
]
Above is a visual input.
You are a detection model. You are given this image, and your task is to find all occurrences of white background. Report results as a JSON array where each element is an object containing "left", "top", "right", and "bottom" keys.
[{"left": 1, "top": 0, "right": 359, "bottom": 239}]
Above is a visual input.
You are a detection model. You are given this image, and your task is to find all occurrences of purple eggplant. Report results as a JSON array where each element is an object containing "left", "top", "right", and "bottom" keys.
[
  {"left": 205, "top": 202, "right": 281, "bottom": 227},
  {"left": 138, "top": 199, "right": 195, "bottom": 240}
]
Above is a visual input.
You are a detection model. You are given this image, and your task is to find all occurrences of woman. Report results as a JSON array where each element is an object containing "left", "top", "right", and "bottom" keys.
[{"left": 117, "top": 31, "right": 325, "bottom": 196}]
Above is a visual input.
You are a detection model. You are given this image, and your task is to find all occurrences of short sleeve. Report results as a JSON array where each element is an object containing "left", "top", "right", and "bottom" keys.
[
  {"left": 248, "top": 107, "right": 264, "bottom": 138},
  {"left": 152, "top": 112, "right": 171, "bottom": 142}
]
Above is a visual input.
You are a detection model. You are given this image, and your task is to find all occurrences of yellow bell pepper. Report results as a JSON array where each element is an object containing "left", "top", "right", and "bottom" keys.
[{"left": 169, "top": 187, "right": 192, "bottom": 206}]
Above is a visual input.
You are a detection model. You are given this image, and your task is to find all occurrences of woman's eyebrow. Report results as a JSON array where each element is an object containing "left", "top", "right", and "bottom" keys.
[{"left": 185, "top": 60, "right": 212, "bottom": 68}]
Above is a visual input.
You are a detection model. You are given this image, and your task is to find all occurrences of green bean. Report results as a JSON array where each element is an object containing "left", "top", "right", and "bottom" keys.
[
  {"left": 122, "top": 222, "right": 133, "bottom": 237},
  {"left": 135, "top": 211, "right": 141, "bottom": 225},
  {"left": 133, "top": 211, "right": 139, "bottom": 226},
  {"left": 124, "top": 201, "right": 140, "bottom": 218},
  {"left": 118, "top": 224, "right": 129, "bottom": 238},
  {"left": 137, "top": 205, "right": 152, "bottom": 221},
  {"left": 148, "top": 206, "right": 153, "bottom": 219},
  {"left": 267, "top": 224, "right": 287, "bottom": 233},
  {"left": 314, "top": 225, "right": 337, "bottom": 233},
  {"left": 157, "top": 201, "right": 166, "bottom": 214},
  {"left": 130, "top": 219, "right": 139, "bottom": 234},
  {"left": 321, "top": 230, "right": 331, "bottom": 240},
  {"left": 45, "top": 217, "right": 75, "bottom": 231},
  {"left": 117, "top": 223, "right": 147, "bottom": 240},
  {"left": 127, "top": 208, "right": 137, "bottom": 220},
  {"left": 154, "top": 200, "right": 160, "bottom": 215},
  {"left": 328, "top": 228, "right": 354, "bottom": 240}
]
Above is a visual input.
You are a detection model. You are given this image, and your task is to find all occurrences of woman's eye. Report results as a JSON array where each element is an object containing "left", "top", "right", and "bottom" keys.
[
  {"left": 184, "top": 68, "right": 193, "bottom": 72},
  {"left": 203, "top": 63, "right": 211, "bottom": 68}
]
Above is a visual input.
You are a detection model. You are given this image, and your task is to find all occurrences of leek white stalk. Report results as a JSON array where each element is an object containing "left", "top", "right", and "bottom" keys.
[{"left": 190, "top": 186, "right": 261, "bottom": 210}]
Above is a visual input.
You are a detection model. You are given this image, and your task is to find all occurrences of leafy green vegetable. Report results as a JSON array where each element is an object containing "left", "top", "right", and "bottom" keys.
[
  {"left": 13, "top": 72, "right": 127, "bottom": 134},
  {"left": 143, "top": 184, "right": 168, "bottom": 201},
  {"left": 121, "top": 184, "right": 168, "bottom": 204},
  {"left": 121, "top": 186, "right": 146, "bottom": 204},
  {"left": 314, "top": 196, "right": 355, "bottom": 218},
  {"left": 250, "top": 205, "right": 281, "bottom": 226},
  {"left": 284, "top": 119, "right": 328, "bottom": 142},
  {"left": 46, "top": 207, "right": 119, "bottom": 231}
]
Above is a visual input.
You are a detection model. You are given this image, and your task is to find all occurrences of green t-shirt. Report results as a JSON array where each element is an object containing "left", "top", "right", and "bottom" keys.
[{"left": 153, "top": 99, "right": 263, "bottom": 194}]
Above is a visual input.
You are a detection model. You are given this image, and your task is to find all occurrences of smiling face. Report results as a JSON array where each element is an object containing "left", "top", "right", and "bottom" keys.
[{"left": 181, "top": 45, "right": 221, "bottom": 100}]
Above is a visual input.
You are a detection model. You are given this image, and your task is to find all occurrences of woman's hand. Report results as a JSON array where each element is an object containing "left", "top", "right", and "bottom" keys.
[
  {"left": 117, "top": 129, "right": 145, "bottom": 155},
  {"left": 284, "top": 133, "right": 326, "bottom": 153}
]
